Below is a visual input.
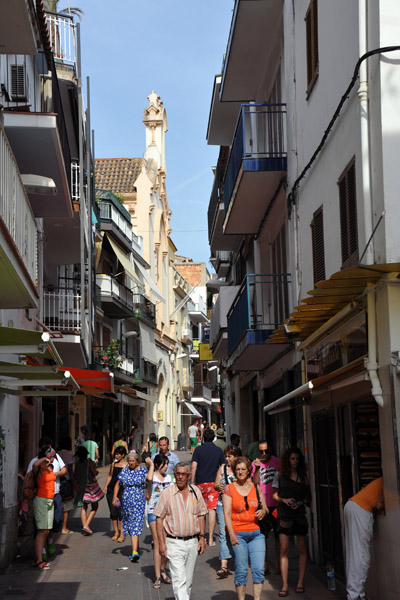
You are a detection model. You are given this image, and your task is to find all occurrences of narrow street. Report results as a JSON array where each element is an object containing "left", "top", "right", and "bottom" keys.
[{"left": 0, "top": 453, "right": 345, "bottom": 600}]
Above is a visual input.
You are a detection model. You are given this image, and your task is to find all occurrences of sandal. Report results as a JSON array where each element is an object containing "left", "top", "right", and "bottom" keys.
[
  {"left": 111, "top": 534, "right": 119, "bottom": 541},
  {"left": 153, "top": 577, "right": 161, "bottom": 589},
  {"left": 295, "top": 587, "right": 305, "bottom": 594},
  {"left": 33, "top": 561, "right": 50, "bottom": 570},
  {"left": 279, "top": 591, "right": 289, "bottom": 598},
  {"left": 216, "top": 567, "right": 229, "bottom": 578},
  {"left": 117, "top": 534, "right": 125, "bottom": 543},
  {"left": 160, "top": 569, "right": 171, "bottom": 584}
]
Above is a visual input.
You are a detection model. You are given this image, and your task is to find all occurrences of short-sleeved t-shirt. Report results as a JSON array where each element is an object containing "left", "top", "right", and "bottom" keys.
[
  {"left": 27, "top": 453, "right": 65, "bottom": 495},
  {"left": 83, "top": 440, "right": 98, "bottom": 462},
  {"left": 251, "top": 456, "right": 280, "bottom": 506},
  {"left": 188, "top": 425, "right": 198, "bottom": 438},
  {"left": 192, "top": 442, "right": 225, "bottom": 484},
  {"left": 350, "top": 477, "right": 383, "bottom": 513}
]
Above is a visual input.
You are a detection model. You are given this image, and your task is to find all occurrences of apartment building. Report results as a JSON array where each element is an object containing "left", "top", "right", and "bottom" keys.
[{"left": 206, "top": 1, "right": 400, "bottom": 597}]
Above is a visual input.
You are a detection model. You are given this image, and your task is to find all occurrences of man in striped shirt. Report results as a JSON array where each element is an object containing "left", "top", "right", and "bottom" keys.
[{"left": 155, "top": 462, "right": 207, "bottom": 600}]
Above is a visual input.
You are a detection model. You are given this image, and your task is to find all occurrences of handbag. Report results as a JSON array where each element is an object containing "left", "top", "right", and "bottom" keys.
[
  {"left": 254, "top": 484, "right": 271, "bottom": 537},
  {"left": 60, "top": 477, "right": 74, "bottom": 501},
  {"left": 83, "top": 460, "right": 104, "bottom": 503}
]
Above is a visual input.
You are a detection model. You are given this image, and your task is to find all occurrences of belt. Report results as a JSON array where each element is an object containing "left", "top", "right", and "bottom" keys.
[{"left": 166, "top": 534, "right": 199, "bottom": 541}]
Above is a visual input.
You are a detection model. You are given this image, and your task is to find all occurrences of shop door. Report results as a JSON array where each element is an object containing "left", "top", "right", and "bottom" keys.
[{"left": 312, "top": 410, "right": 344, "bottom": 574}]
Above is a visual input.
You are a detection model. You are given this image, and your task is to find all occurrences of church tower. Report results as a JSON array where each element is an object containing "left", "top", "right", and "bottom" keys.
[{"left": 143, "top": 90, "right": 168, "bottom": 173}]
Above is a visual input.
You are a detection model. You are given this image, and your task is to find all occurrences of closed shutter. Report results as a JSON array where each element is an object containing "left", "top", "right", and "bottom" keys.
[
  {"left": 11, "top": 65, "right": 26, "bottom": 99},
  {"left": 311, "top": 206, "right": 325, "bottom": 283},
  {"left": 339, "top": 160, "right": 358, "bottom": 268}
]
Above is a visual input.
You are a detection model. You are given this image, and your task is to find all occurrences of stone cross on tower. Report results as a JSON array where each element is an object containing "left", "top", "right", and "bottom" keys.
[{"left": 143, "top": 90, "right": 168, "bottom": 173}]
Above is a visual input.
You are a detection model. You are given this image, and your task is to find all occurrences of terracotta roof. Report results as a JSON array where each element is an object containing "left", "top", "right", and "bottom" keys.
[{"left": 95, "top": 158, "right": 143, "bottom": 194}]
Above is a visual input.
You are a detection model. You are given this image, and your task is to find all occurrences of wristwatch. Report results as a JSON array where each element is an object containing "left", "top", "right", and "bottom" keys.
[{"left": 199, "top": 534, "right": 207, "bottom": 539}]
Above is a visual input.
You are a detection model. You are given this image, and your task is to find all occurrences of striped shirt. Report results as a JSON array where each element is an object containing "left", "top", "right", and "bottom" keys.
[{"left": 153, "top": 483, "right": 207, "bottom": 537}]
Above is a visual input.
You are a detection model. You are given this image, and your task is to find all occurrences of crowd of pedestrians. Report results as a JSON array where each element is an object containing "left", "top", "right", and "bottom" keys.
[{"left": 21, "top": 425, "right": 382, "bottom": 600}]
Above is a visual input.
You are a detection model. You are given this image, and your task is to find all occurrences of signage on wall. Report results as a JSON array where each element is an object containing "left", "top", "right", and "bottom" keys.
[
  {"left": 157, "top": 411, "right": 163, "bottom": 421},
  {"left": 199, "top": 343, "right": 213, "bottom": 361}
]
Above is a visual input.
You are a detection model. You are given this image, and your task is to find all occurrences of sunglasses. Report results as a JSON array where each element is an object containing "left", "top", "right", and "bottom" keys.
[
  {"left": 259, "top": 449, "right": 271, "bottom": 454},
  {"left": 244, "top": 496, "right": 249, "bottom": 511}
]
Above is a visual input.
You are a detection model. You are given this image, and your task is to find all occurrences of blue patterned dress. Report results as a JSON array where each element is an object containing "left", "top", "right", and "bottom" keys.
[{"left": 118, "top": 466, "right": 147, "bottom": 536}]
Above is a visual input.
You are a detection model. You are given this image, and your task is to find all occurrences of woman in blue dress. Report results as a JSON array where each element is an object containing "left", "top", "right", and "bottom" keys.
[{"left": 113, "top": 451, "right": 153, "bottom": 562}]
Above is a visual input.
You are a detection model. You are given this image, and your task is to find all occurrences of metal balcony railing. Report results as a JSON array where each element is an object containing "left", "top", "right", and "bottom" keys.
[
  {"left": 0, "top": 124, "right": 38, "bottom": 286},
  {"left": 224, "top": 104, "right": 287, "bottom": 213},
  {"left": 43, "top": 290, "right": 82, "bottom": 332},
  {"left": 207, "top": 146, "right": 229, "bottom": 242},
  {"left": 96, "top": 275, "right": 134, "bottom": 309},
  {"left": 227, "top": 273, "right": 290, "bottom": 355},
  {"left": 133, "top": 293, "right": 156, "bottom": 326},
  {"left": 46, "top": 12, "right": 77, "bottom": 69}
]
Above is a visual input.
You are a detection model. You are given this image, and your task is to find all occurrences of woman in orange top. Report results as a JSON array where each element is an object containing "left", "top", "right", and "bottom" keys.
[
  {"left": 32, "top": 446, "right": 56, "bottom": 570},
  {"left": 223, "top": 457, "right": 268, "bottom": 600}
]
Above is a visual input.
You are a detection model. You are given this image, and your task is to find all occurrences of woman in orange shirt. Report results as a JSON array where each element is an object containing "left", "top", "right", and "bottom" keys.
[
  {"left": 32, "top": 446, "right": 57, "bottom": 570},
  {"left": 223, "top": 457, "right": 268, "bottom": 600}
]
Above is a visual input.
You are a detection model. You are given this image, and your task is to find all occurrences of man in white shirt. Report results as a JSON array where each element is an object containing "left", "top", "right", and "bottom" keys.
[
  {"left": 27, "top": 436, "right": 66, "bottom": 556},
  {"left": 187, "top": 419, "right": 199, "bottom": 454}
]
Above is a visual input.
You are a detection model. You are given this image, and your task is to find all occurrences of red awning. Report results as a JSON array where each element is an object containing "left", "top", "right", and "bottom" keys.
[{"left": 59, "top": 367, "right": 114, "bottom": 395}]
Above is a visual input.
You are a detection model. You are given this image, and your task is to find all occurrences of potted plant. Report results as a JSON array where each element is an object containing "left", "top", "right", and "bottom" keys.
[{"left": 97, "top": 339, "right": 123, "bottom": 370}]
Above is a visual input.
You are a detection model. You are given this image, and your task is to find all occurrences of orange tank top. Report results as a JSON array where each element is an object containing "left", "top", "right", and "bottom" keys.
[
  {"left": 36, "top": 467, "right": 56, "bottom": 499},
  {"left": 228, "top": 482, "right": 260, "bottom": 533}
]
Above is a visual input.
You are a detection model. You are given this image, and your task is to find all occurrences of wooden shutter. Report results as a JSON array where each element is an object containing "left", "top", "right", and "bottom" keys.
[
  {"left": 311, "top": 206, "right": 325, "bottom": 283},
  {"left": 339, "top": 160, "right": 358, "bottom": 268},
  {"left": 305, "top": 0, "right": 319, "bottom": 96},
  {"left": 11, "top": 65, "right": 26, "bottom": 99}
]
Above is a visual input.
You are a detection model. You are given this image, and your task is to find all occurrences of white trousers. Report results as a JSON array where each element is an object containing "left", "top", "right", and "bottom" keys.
[
  {"left": 166, "top": 537, "right": 199, "bottom": 600},
  {"left": 344, "top": 500, "right": 374, "bottom": 600}
]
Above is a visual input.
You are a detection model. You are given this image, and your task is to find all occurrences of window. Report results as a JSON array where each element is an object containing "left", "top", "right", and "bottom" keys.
[
  {"left": 305, "top": 0, "right": 319, "bottom": 96},
  {"left": 338, "top": 160, "right": 358, "bottom": 268},
  {"left": 271, "top": 224, "right": 289, "bottom": 324},
  {"left": 311, "top": 206, "right": 325, "bottom": 283},
  {"left": 10, "top": 64, "right": 26, "bottom": 100}
]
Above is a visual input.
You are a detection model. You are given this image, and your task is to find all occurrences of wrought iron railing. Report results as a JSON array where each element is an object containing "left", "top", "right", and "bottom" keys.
[
  {"left": 133, "top": 293, "right": 156, "bottom": 325},
  {"left": 46, "top": 12, "right": 77, "bottom": 69},
  {"left": 0, "top": 124, "right": 38, "bottom": 287},
  {"left": 227, "top": 273, "right": 290, "bottom": 355},
  {"left": 224, "top": 104, "right": 287, "bottom": 212},
  {"left": 43, "top": 289, "right": 82, "bottom": 332}
]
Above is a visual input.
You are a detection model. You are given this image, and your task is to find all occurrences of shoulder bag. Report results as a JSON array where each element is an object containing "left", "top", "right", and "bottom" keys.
[{"left": 254, "top": 484, "right": 271, "bottom": 537}]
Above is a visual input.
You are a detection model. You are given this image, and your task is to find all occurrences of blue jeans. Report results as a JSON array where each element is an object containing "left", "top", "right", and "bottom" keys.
[
  {"left": 232, "top": 529, "right": 265, "bottom": 586},
  {"left": 216, "top": 502, "right": 232, "bottom": 560}
]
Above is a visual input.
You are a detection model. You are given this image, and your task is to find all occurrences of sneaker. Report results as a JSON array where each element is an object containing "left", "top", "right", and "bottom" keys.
[
  {"left": 48, "top": 543, "right": 56, "bottom": 555},
  {"left": 130, "top": 552, "right": 140, "bottom": 563}
]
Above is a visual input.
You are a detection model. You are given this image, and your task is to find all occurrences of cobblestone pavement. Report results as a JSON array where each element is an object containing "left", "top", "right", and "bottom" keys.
[{"left": 0, "top": 451, "right": 345, "bottom": 600}]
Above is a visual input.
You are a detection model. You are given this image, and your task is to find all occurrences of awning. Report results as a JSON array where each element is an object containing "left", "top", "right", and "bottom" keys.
[
  {"left": 269, "top": 264, "right": 400, "bottom": 344},
  {"left": 132, "top": 255, "right": 166, "bottom": 303},
  {"left": 264, "top": 357, "right": 366, "bottom": 414},
  {"left": 135, "top": 389, "right": 155, "bottom": 402},
  {"left": 0, "top": 361, "right": 79, "bottom": 396},
  {"left": 105, "top": 234, "right": 143, "bottom": 288},
  {"left": 60, "top": 367, "right": 114, "bottom": 395},
  {"left": 182, "top": 401, "right": 202, "bottom": 417},
  {"left": 0, "top": 326, "right": 62, "bottom": 364}
]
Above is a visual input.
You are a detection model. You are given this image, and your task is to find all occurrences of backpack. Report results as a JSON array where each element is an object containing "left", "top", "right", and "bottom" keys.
[{"left": 22, "top": 469, "right": 38, "bottom": 500}]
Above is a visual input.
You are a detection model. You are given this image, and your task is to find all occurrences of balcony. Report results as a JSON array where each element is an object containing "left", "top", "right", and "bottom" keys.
[
  {"left": 0, "top": 123, "right": 38, "bottom": 308},
  {"left": 220, "top": 0, "right": 283, "bottom": 102},
  {"left": 227, "top": 274, "right": 291, "bottom": 370},
  {"left": 97, "top": 189, "right": 133, "bottom": 253},
  {"left": 96, "top": 274, "right": 134, "bottom": 318},
  {"left": 139, "top": 357, "right": 158, "bottom": 387},
  {"left": 192, "top": 383, "right": 212, "bottom": 406},
  {"left": 223, "top": 104, "right": 287, "bottom": 235},
  {"left": 133, "top": 293, "right": 156, "bottom": 327},
  {"left": 210, "top": 250, "right": 231, "bottom": 278},
  {"left": 182, "top": 372, "right": 194, "bottom": 393},
  {"left": 181, "top": 325, "right": 193, "bottom": 345},
  {"left": 210, "top": 286, "right": 239, "bottom": 360},
  {"left": 0, "top": 0, "right": 39, "bottom": 55},
  {"left": 207, "top": 75, "right": 242, "bottom": 146},
  {"left": 42, "top": 289, "right": 88, "bottom": 367},
  {"left": 208, "top": 146, "right": 240, "bottom": 253},
  {"left": 46, "top": 12, "right": 77, "bottom": 72}
]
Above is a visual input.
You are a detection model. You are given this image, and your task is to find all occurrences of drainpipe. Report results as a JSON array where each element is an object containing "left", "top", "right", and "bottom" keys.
[
  {"left": 358, "top": 0, "right": 374, "bottom": 265},
  {"left": 366, "top": 285, "right": 383, "bottom": 406}
]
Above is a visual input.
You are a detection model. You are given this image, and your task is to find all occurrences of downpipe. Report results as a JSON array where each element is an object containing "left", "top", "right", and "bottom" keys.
[{"left": 366, "top": 285, "right": 383, "bottom": 406}]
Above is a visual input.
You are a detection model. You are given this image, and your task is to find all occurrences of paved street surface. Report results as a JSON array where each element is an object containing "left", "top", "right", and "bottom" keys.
[{"left": 0, "top": 452, "right": 345, "bottom": 600}]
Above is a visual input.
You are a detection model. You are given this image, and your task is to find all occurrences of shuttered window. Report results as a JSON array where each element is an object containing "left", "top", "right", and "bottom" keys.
[
  {"left": 11, "top": 65, "right": 26, "bottom": 99},
  {"left": 339, "top": 160, "right": 358, "bottom": 268},
  {"left": 271, "top": 224, "right": 289, "bottom": 324},
  {"left": 311, "top": 206, "right": 325, "bottom": 283},
  {"left": 305, "top": 0, "right": 319, "bottom": 97}
]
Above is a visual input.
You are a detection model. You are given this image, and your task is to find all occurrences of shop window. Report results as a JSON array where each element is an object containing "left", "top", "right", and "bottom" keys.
[
  {"left": 305, "top": 0, "right": 319, "bottom": 97},
  {"left": 339, "top": 159, "right": 358, "bottom": 268}
]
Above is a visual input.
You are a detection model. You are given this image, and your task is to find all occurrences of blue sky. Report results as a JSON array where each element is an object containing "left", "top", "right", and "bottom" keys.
[{"left": 76, "top": 0, "right": 234, "bottom": 267}]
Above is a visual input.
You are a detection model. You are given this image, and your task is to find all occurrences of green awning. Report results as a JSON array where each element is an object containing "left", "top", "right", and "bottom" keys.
[{"left": 0, "top": 326, "right": 63, "bottom": 364}]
